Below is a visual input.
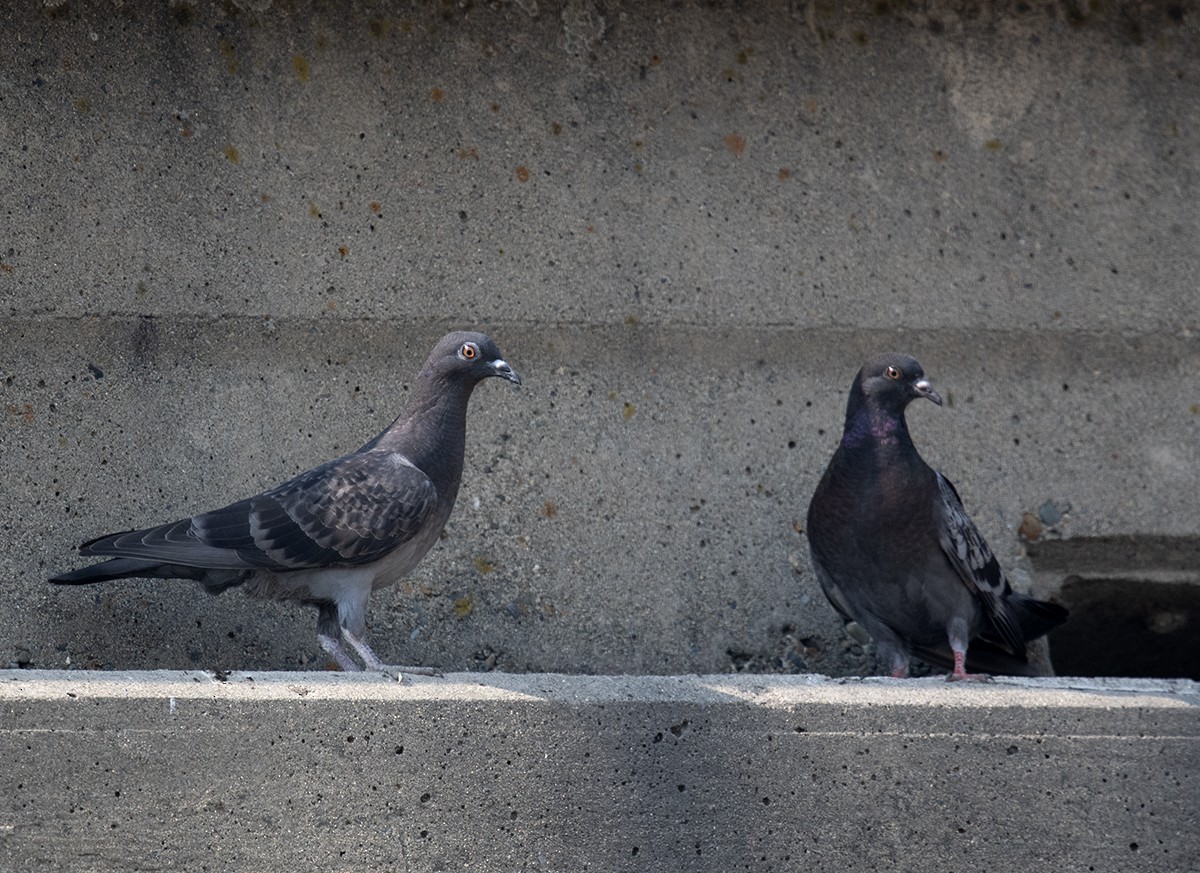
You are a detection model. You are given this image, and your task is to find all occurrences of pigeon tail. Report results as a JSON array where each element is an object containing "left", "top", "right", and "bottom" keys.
[
  {"left": 49, "top": 557, "right": 248, "bottom": 593},
  {"left": 50, "top": 557, "right": 187, "bottom": 585},
  {"left": 1008, "top": 593, "right": 1069, "bottom": 643}
]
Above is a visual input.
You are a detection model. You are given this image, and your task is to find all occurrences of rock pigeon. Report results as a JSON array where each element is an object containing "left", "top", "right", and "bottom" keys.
[
  {"left": 805, "top": 353, "right": 1067, "bottom": 679},
  {"left": 50, "top": 330, "right": 521, "bottom": 677}
]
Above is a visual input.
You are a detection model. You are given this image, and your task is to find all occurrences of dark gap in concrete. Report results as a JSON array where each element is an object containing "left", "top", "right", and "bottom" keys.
[
  {"left": 1028, "top": 536, "right": 1200, "bottom": 680},
  {"left": 1048, "top": 577, "right": 1200, "bottom": 680},
  {"left": 1025, "top": 535, "right": 1200, "bottom": 576}
]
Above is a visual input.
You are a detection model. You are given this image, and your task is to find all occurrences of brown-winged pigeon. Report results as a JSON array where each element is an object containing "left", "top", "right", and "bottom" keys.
[{"left": 51, "top": 331, "right": 520, "bottom": 678}]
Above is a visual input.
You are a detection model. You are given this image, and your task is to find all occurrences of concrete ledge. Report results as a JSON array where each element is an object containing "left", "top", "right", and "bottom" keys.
[{"left": 3, "top": 671, "right": 1197, "bottom": 871}]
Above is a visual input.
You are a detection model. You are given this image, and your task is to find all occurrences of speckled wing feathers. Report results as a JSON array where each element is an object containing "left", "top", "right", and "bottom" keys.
[
  {"left": 268, "top": 452, "right": 438, "bottom": 564},
  {"left": 933, "top": 471, "right": 1025, "bottom": 655},
  {"left": 79, "top": 451, "right": 439, "bottom": 572}
]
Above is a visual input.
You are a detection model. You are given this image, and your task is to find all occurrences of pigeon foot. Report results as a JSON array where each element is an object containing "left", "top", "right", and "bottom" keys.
[
  {"left": 340, "top": 628, "right": 442, "bottom": 682},
  {"left": 318, "top": 633, "right": 362, "bottom": 672},
  {"left": 947, "top": 649, "right": 992, "bottom": 682}
]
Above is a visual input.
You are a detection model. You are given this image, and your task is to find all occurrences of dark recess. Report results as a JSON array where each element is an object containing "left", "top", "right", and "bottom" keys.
[{"left": 1049, "top": 577, "right": 1199, "bottom": 680}]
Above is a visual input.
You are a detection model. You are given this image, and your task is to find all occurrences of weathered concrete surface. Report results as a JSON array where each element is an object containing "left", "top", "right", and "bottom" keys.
[
  {"left": 1, "top": 2, "right": 1198, "bottom": 676},
  {"left": 1, "top": 671, "right": 1197, "bottom": 872}
]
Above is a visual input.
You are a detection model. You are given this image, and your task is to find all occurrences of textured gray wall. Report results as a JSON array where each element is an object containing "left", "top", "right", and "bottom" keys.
[{"left": 2, "top": 1, "right": 1197, "bottom": 675}]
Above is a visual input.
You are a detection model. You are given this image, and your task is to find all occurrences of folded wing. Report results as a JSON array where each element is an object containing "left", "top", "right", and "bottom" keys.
[{"left": 79, "top": 451, "right": 439, "bottom": 572}]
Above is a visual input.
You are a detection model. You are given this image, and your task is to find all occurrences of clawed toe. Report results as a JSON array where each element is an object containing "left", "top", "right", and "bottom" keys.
[
  {"left": 946, "top": 671, "right": 993, "bottom": 682},
  {"left": 375, "top": 664, "right": 443, "bottom": 682}
]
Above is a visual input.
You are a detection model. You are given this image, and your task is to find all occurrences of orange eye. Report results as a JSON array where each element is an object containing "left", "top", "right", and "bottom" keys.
[
  {"left": 460, "top": 343, "right": 477, "bottom": 360},
  {"left": 885, "top": 366, "right": 901, "bottom": 380}
]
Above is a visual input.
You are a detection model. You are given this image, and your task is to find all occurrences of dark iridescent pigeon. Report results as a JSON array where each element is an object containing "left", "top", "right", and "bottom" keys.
[
  {"left": 805, "top": 353, "right": 1067, "bottom": 679},
  {"left": 50, "top": 331, "right": 521, "bottom": 678}
]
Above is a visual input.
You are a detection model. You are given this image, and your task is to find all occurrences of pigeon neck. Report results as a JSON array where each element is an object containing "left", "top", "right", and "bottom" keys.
[
  {"left": 840, "top": 399, "right": 913, "bottom": 452},
  {"left": 374, "top": 375, "right": 474, "bottom": 476}
]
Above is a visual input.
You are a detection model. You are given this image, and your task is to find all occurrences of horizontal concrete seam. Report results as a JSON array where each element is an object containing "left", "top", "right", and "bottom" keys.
[
  {"left": 2, "top": 313, "right": 1191, "bottom": 340},
  {"left": 2, "top": 727, "right": 1196, "bottom": 742}
]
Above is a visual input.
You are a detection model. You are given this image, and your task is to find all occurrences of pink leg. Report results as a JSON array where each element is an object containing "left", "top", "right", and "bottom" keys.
[
  {"left": 946, "top": 646, "right": 990, "bottom": 682},
  {"left": 886, "top": 647, "right": 910, "bottom": 679},
  {"left": 945, "top": 622, "right": 990, "bottom": 681}
]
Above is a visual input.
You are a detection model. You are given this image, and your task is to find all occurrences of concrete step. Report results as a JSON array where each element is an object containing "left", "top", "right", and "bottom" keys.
[{"left": 2, "top": 670, "right": 1197, "bottom": 871}]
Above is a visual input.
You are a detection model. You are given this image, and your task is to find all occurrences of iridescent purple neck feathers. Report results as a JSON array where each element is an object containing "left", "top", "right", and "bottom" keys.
[{"left": 840, "top": 405, "right": 909, "bottom": 450}]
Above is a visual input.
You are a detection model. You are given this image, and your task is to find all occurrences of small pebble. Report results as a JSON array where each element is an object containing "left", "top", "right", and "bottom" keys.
[
  {"left": 1018, "top": 512, "right": 1043, "bottom": 541},
  {"left": 845, "top": 621, "right": 871, "bottom": 645}
]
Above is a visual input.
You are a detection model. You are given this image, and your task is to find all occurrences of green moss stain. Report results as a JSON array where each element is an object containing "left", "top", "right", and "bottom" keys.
[
  {"left": 219, "top": 38, "right": 238, "bottom": 75},
  {"left": 171, "top": 2, "right": 196, "bottom": 28}
]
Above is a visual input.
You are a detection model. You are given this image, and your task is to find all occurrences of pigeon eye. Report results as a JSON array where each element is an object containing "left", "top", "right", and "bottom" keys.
[
  {"left": 885, "top": 366, "right": 901, "bottom": 380},
  {"left": 460, "top": 343, "right": 478, "bottom": 360}
]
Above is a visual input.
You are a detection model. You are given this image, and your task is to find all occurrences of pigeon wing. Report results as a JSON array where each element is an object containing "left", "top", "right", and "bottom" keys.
[
  {"left": 933, "top": 471, "right": 1025, "bottom": 655},
  {"left": 265, "top": 450, "right": 439, "bottom": 566},
  {"left": 80, "top": 451, "right": 439, "bottom": 571}
]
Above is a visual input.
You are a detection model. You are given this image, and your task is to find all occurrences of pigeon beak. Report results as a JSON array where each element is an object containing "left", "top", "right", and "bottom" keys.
[
  {"left": 490, "top": 359, "right": 522, "bottom": 386},
  {"left": 914, "top": 378, "right": 942, "bottom": 406}
]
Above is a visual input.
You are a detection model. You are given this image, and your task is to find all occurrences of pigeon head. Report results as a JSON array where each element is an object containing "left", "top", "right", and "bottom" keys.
[
  {"left": 421, "top": 331, "right": 522, "bottom": 387},
  {"left": 840, "top": 353, "right": 941, "bottom": 448},
  {"left": 852, "top": 353, "right": 942, "bottom": 413}
]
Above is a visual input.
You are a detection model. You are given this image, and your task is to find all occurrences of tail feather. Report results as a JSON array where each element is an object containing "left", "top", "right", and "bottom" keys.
[
  {"left": 49, "top": 558, "right": 248, "bottom": 593},
  {"left": 49, "top": 557, "right": 173, "bottom": 585},
  {"left": 1009, "top": 593, "right": 1069, "bottom": 642}
]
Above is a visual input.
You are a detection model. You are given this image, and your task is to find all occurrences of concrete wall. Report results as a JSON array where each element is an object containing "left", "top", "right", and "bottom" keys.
[
  {"left": 2, "top": 1, "right": 1198, "bottom": 676},
  {"left": 2, "top": 671, "right": 1197, "bottom": 872}
]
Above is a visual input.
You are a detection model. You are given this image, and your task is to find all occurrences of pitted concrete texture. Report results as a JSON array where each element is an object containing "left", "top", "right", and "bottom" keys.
[
  {"left": 1, "top": 671, "right": 1197, "bottom": 871},
  {"left": 2, "top": 2, "right": 1198, "bottom": 677}
]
